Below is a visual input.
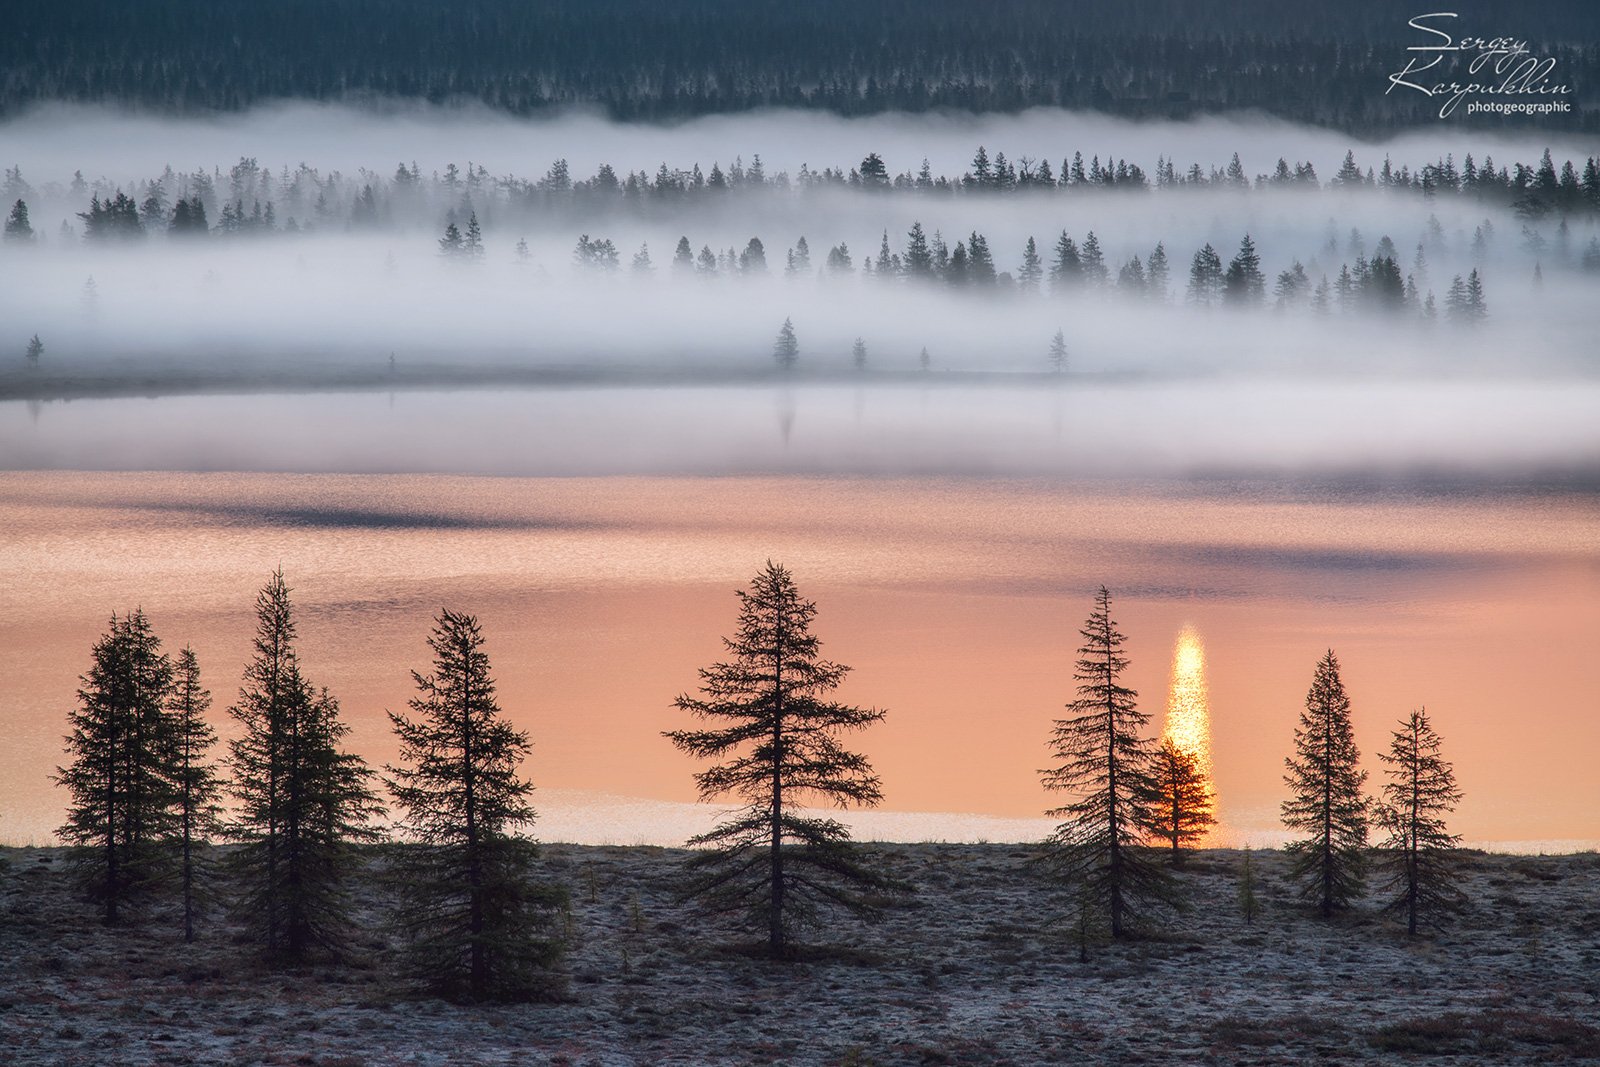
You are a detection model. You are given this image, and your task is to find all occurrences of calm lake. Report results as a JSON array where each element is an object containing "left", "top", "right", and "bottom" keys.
[{"left": 3, "top": 384, "right": 1598, "bottom": 849}]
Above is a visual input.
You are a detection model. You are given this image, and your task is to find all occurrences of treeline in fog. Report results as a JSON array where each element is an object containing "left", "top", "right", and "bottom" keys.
[
  {"left": 10, "top": 141, "right": 1600, "bottom": 375},
  {"left": 7, "top": 144, "right": 1600, "bottom": 244},
  {"left": 36, "top": 565, "right": 1467, "bottom": 996},
  {"left": 4, "top": 0, "right": 1598, "bottom": 133}
]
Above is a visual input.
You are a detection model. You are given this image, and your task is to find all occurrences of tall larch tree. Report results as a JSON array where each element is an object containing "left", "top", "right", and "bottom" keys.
[
  {"left": 1041, "top": 587, "right": 1172, "bottom": 937},
  {"left": 228, "top": 569, "right": 379, "bottom": 960},
  {"left": 56, "top": 610, "right": 176, "bottom": 925},
  {"left": 1281, "top": 650, "right": 1368, "bottom": 918},
  {"left": 387, "top": 609, "right": 566, "bottom": 1001},
  {"left": 664, "top": 561, "right": 896, "bottom": 959},
  {"left": 1375, "top": 707, "right": 1464, "bottom": 935},
  {"left": 168, "top": 646, "right": 222, "bottom": 943}
]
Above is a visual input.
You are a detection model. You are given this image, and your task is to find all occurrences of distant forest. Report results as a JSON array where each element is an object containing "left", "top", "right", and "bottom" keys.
[{"left": 4, "top": 0, "right": 1599, "bottom": 132}]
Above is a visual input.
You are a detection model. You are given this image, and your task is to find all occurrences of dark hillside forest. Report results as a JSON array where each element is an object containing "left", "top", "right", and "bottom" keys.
[{"left": 4, "top": 0, "right": 1598, "bottom": 132}]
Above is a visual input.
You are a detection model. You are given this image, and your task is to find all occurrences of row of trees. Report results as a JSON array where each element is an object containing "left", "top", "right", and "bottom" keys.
[
  {"left": 51, "top": 566, "right": 1467, "bottom": 977},
  {"left": 670, "top": 573, "right": 1467, "bottom": 952},
  {"left": 6, "top": 140, "right": 1600, "bottom": 251},
  {"left": 530, "top": 224, "right": 1500, "bottom": 326},
  {"left": 1046, "top": 590, "right": 1464, "bottom": 941},
  {"left": 57, "top": 572, "right": 563, "bottom": 1000}
]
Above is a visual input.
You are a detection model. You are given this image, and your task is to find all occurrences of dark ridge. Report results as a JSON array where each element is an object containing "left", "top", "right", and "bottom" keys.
[{"left": 4, "top": 0, "right": 1598, "bottom": 133}]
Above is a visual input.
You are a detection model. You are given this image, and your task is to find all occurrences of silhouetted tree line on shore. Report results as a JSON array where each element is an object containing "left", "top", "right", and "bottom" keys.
[
  {"left": 4, "top": 0, "right": 1598, "bottom": 133},
  {"left": 30, "top": 565, "right": 1468, "bottom": 992}
]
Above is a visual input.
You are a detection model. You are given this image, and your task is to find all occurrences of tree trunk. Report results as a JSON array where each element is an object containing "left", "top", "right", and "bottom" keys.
[
  {"left": 463, "top": 667, "right": 485, "bottom": 997},
  {"left": 1322, "top": 721, "right": 1334, "bottom": 919},
  {"left": 1106, "top": 658, "right": 1123, "bottom": 938},
  {"left": 182, "top": 770, "right": 194, "bottom": 943},
  {"left": 105, "top": 742, "right": 118, "bottom": 927},
  {"left": 769, "top": 635, "right": 785, "bottom": 958}
]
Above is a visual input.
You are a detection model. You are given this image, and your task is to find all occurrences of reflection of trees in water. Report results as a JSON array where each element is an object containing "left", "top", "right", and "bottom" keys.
[{"left": 775, "top": 387, "right": 795, "bottom": 447}]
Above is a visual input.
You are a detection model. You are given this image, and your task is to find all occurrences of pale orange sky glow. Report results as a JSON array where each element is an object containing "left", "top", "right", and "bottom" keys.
[{"left": 3, "top": 470, "right": 1597, "bottom": 849}]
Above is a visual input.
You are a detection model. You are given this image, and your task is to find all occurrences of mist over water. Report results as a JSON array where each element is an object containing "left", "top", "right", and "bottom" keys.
[
  {"left": 4, "top": 382, "right": 1600, "bottom": 481},
  {"left": 1, "top": 103, "right": 1596, "bottom": 392}
]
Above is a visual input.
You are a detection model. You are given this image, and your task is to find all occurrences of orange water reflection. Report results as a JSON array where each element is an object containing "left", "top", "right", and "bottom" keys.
[{"left": 2, "top": 471, "right": 1597, "bottom": 847}]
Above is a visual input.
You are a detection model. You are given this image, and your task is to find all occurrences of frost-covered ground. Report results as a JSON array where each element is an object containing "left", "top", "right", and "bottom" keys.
[{"left": 3, "top": 844, "right": 1598, "bottom": 1065}]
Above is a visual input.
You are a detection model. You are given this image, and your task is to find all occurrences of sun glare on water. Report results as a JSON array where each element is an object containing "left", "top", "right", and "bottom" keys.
[{"left": 1163, "top": 626, "right": 1216, "bottom": 811}]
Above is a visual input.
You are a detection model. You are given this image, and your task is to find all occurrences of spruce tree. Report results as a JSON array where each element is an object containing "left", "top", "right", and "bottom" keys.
[
  {"left": 851, "top": 337, "right": 867, "bottom": 370},
  {"left": 1281, "top": 650, "right": 1368, "bottom": 918},
  {"left": 1149, "top": 738, "right": 1215, "bottom": 864},
  {"left": 967, "top": 231, "right": 996, "bottom": 286},
  {"left": 463, "top": 212, "right": 485, "bottom": 260},
  {"left": 742, "top": 236, "right": 768, "bottom": 273},
  {"left": 664, "top": 561, "right": 894, "bottom": 958},
  {"left": 1117, "top": 255, "right": 1146, "bottom": 295},
  {"left": 1049, "top": 231, "right": 1081, "bottom": 292},
  {"left": 788, "top": 235, "right": 812, "bottom": 275},
  {"left": 1445, "top": 275, "right": 1468, "bottom": 320},
  {"left": 168, "top": 647, "right": 222, "bottom": 943},
  {"left": 387, "top": 609, "right": 565, "bottom": 1000},
  {"left": 227, "top": 569, "right": 378, "bottom": 959},
  {"left": 1017, "top": 237, "right": 1043, "bottom": 294},
  {"left": 1079, "top": 231, "right": 1107, "bottom": 287},
  {"left": 25, "top": 334, "right": 44, "bottom": 367},
  {"left": 438, "top": 222, "right": 463, "bottom": 257},
  {"left": 1048, "top": 329, "right": 1068, "bottom": 374},
  {"left": 1187, "top": 244, "right": 1224, "bottom": 305},
  {"left": 56, "top": 610, "right": 176, "bottom": 924},
  {"left": 773, "top": 317, "right": 799, "bottom": 370},
  {"left": 945, "top": 241, "right": 969, "bottom": 286},
  {"left": 1223, "top": 234, "right": 1265, "bottom": 306},
  {"left": 1463, "top": 269, "right": 1488, "bottom": 321},
  {"left": 904, "top": 222, "right": 932, "bottom": 279},
  {"left": 4, "top": 198, "right": 32, "bottom": 242},
  {"left": 1146, "top": 243, "right": 1169, "bottom": 299},
  {"left": 1041, "top": 587, "right": 1172, "bottom": 937},
  {"left": 1375, "top": 707, "right": 1464, "bottom": 935}
]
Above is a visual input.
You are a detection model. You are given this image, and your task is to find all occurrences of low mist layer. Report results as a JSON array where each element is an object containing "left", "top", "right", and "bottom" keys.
[
  {"left": 5, "top": 382, "right": 1599, "bottom": 480},
  {"left": 2, "top": 105, "right": 1596, "bottom": 401}
]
